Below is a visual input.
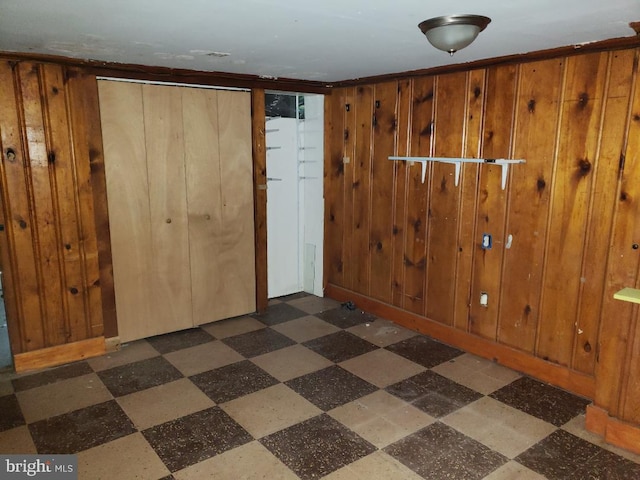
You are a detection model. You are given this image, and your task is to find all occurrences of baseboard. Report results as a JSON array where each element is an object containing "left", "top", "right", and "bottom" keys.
[
  {"left": 13, "top": 337, "right": 106, "bottom": 373},
  {"left": 325, "top": 283, "right": 595, "bottom": 399},
  {"left": 586, "top": 404, "right": 640, "bottom": 455}
]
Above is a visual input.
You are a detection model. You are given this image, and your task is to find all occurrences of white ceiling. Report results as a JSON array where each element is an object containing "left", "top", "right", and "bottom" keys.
[{"left": 0, "top": 0, "right": 638, "bottom": 83}]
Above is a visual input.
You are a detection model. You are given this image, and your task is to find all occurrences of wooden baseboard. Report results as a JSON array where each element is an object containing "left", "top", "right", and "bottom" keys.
[
  {"left": 13, "top": 337, "right": 106, "bottom": 373},
  {"left": 325, "top": 284, "right": 595, "bottom": 399},
  {"left": 586, "top": 404, "right": 640, "bottom": 455}
]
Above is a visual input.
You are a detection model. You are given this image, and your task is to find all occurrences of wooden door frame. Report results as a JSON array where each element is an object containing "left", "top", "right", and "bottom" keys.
[{"left": 251, "top": 89, "right": 268, "bottom": 313}]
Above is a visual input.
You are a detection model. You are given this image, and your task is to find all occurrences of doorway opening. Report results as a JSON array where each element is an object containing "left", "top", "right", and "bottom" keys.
[
  {"left": 265, "top": 92, "right": 324, "bottom": 299},
  {"left": 0, "top": 269, "right": 12, "bottom": 370}
]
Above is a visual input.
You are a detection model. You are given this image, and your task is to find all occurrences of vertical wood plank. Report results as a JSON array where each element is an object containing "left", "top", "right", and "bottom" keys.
[
  {"left": 99, "top": 80, "right": 155, "bottom": 342},
  {"left": 65, "top": 68, "right": 108, "bottom": 339},
  {"left": 41, "top": 64, "right": 88, "bottom": 343},
  {"left": 216, "top": 90, "right": 256, "bottom": 318},
  {"left": 403, "top": 77, "right": 434, "bottom": 314},
  {"left": 498, "top": 59, "right": 564, "bottom": 352},
  {"left": 391, "top": 79, "right": 411, "bottom": 307},
  {"left": 369, "top": 81, "right": 397, "bottom": 303},
  {"left": 573, "top": 50, "right": 636, "bottom": 375},
  {"left": 470, "top": 65, "right": 518, "bottom": 339},
  {"left": 426, "top": 72, "right": 467, "bottom": 325},
  {"left": 595, "top": 48, "right": 640, "bottom": 415},
  {"left": 324, "top": 89, "right": 346, "bottom": 289},
  {"left": 251, "top": 89, "right": 268, "bottom": 312},
  {"left": 142, "top": 84, "right": 193, "bottom": 333},
  {"left": 183, "top": 88, "right": 223, "bottom": 324},
  {"left": 342, "top": 88, "right": 356, "bottom": 290},
  {"left": 537, "top": 52, "right": 609, "bottom": 366},
  {"left": 453, "top": 69, "right": 484, "bottom": 331},
  {"left": 19, "top": 62, "right": 67, "bottom": 347},
  {"left": 352, "top": 86, "right": 373, "bottom": 295},
  {"left": 0, "top": 60, "right": 36, "bottom": 354}
]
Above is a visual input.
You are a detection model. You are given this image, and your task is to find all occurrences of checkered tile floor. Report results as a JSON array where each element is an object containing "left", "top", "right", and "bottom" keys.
[{"left": 1, "top": 293, "right": 640, "bottom": 479}]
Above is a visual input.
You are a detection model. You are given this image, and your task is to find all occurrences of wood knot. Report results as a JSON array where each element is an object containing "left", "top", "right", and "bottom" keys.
[
  {"left": 65, "top": 244, "right": 72, "bottom": 250},
  {"left": 18, "top": 219, "right": 27, "bottom": 229},
  {"left": 6, "top": 148, "right": 16, "bottom": 162},
  {"left": 70, "top": 287, "right": 79, "bottom": 295},
  {"left": 537, "top": 178, "right": 546, "bottom": 192},
  {"left": 524, "top": 304, "right": 532, "bottom": 315},
  {"left": 376, "top": 241, "right": 383, "bottom": 251},
  {"left": 527, "top": 99, "right": 536, "bottom": 113},
  {"left": 578, "top": 92, "right": 589, "bottom": 108},
  {"left": 392, "top": 225, "right": 399, "bottom": 235},
  {"left": 48, "top": 152, "right": 56, "bottom": 164},
  {"left": 577, "top": 158, "right": 591, "bottom": 176},
  {"left": 474, "top": 86, "right": 481, "bottom": 98},
  {"left": 583, "top": 342, "right": 592, "bottom": 353},
  {"left": 620, "top": 191, "right": 628, "bottom": 201}
]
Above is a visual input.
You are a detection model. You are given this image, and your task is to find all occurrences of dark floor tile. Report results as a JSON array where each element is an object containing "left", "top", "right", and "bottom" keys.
[
  {"left": 146, "top": 328, "right": 215, "bottom": 354},
  {"left": 285, "top": 365, "right": 378, "bottom": 411},
  {"left": 251, "top": 303, "right": 308, "bottom": 326},
  {"left": 278, "top": 292, "right": 311, "bottom": 302},
  {"left": 303, "top": 331, "right": 378, "bottom": 363},
  {"left": 222, "top": 328, "right": 296, "bottom": 357},
  {"left": 260, "top": 414, "right": 376, "bottom": 480},
  {"left": 385, "top": 335, "right": 463, "bottom": 368},
  {"left": 29, "top": 400, "right": 136, "bottom": 454},
  {"left": 143, "top": 406, "right": 252, "bottom": 472},
  {"left": 315, "top": 307, "right": 376, "bottom": 329},
  {"left": 575, "top": 446, "right": 640, "bottom": 479},
  {"left": 384, "top": 422, "right": 507, "bottom": 480},
  {"left": 12, "top": 362, "right": 93, "bottom": 392},
  {"left": 190, "top": 360, "right": 279, "bottom": 403},
  {"left": 0, "top": 394, "right": 25, "bottom": 432},
  {"left": 97, "top": 356, "right": 183, "bottom": 397},
  {"left": 490, "top": 376, "right": 590, "bottom": 426},
  {"left": 386, "top": 370, "right": 482, "bottom": 417},
  {"left": 516, "top": 429, "right": 626, "bottom": 480}
]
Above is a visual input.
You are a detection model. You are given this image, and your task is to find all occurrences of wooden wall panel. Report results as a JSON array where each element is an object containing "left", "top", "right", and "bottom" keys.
[
  {"left": 426, "top": 72, "right": 467, "bottom": 324},
  {"left": 498, "top": 59, "right": 564, "bottom": 352},
  {"left": 251, "top": 89, "right": 268, "bottom": 312},
  {"left": 453, "top": 69, "right": 484, "bottom": 331},
  {"left": 0, "top": 59, "right": 105, "bottom": 358},
  {"left": 351, "top": 86, "right": 373, "bottom": 294},
  {"left": 342, "top": 88, "right": 356, "bottom": 290},
  {"left": 403, "top": 77, "right": 433, "bottom": 314},
  {"left": 573, "top": 50, "right": 635, "bottom": 375},
  {"left": 369, "top": 82, "right": 397, "bottom": 303},
  {"left": 391, "top": 79, "right": 411, "bottom": 307},
  {"left": 19, "top": 62, "right": 68, "bottom": 347},
  {"left": 324, "top": 48, "right": 640, "bottom": 412},
  {"left": 537, "top": 53, "right": 609, "bottom": 366},
  {"left": 324, "top": 89, "right": 345, "bottom": 288},
  {"left": 470, "top": 65, "right": 517, "bottom": 340},
  {"left": 65, "top": 69, "right": 108, "bottom": 339}
]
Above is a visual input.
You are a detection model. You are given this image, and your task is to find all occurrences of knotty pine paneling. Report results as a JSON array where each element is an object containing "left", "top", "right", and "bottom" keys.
[
  {"left": 369, "top": 82, "right": 397, "bottom": 303},
  {"left": 324, "top": 48, "right": 640, "bottom": 396},
  {"left": 0, "top": 59, "right": 105, "bottom": 355}
]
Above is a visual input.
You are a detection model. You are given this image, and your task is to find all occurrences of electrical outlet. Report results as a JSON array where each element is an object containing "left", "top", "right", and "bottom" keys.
[{"left": 482, "top": 233, "right": 492, "bottom": 250}]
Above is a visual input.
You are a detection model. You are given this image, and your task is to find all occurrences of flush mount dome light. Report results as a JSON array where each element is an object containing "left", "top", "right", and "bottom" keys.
[{"left": 418, "top": 14, "right": 491, "bottom": 56}]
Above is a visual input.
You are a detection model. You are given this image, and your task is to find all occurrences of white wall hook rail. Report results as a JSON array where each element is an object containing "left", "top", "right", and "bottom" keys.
[{"left": 388, "top": 156, "right": 525, "bottom": 190}]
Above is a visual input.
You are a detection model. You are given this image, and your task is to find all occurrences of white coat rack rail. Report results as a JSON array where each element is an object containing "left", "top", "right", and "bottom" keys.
[{"left": 388, "top": 156, "right": 526, "bottom": 190}]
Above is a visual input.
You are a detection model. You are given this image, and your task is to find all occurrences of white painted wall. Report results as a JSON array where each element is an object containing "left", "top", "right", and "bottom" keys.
[{"left": 265, "top": 94, "right": 324, "bottom": 299}]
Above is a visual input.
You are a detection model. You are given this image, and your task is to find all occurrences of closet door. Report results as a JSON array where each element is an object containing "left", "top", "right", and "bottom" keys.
[
  {"left": 99, "top": 81, "right": 192, "bottom": 341},
  {"left": 99, "top": 81, "right": 255, "bottom": 341},
  {"left": 184, "top": 89, "right": 255, "bottom": 324}
]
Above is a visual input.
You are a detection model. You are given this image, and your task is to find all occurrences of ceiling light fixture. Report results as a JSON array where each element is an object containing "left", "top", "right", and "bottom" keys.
[{"left": 418, "top": 14, "right": 491, "bottom": 56}]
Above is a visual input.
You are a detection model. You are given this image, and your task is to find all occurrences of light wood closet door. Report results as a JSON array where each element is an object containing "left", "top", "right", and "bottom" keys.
[{"left": 99, "top": 81, "right": 255, "bottom": 342}]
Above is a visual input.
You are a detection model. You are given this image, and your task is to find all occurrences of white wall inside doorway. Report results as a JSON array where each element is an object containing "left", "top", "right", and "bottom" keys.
[{"left": 266, "top": 94, "right": 324, "bottom": 298}]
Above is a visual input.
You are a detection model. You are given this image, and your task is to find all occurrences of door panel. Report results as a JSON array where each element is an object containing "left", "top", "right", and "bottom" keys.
[
  {"left": 142, "top": 85, "right": 193, "bottom": 336},
  {"left": 183, "top": 88, "right": 224, "bottom": 325},
  {"left": 98, "top": 81, "right": 155, "bottom": 342},
  {"left": 216, "top": 91, "right": 256, "bottom": 317}
]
